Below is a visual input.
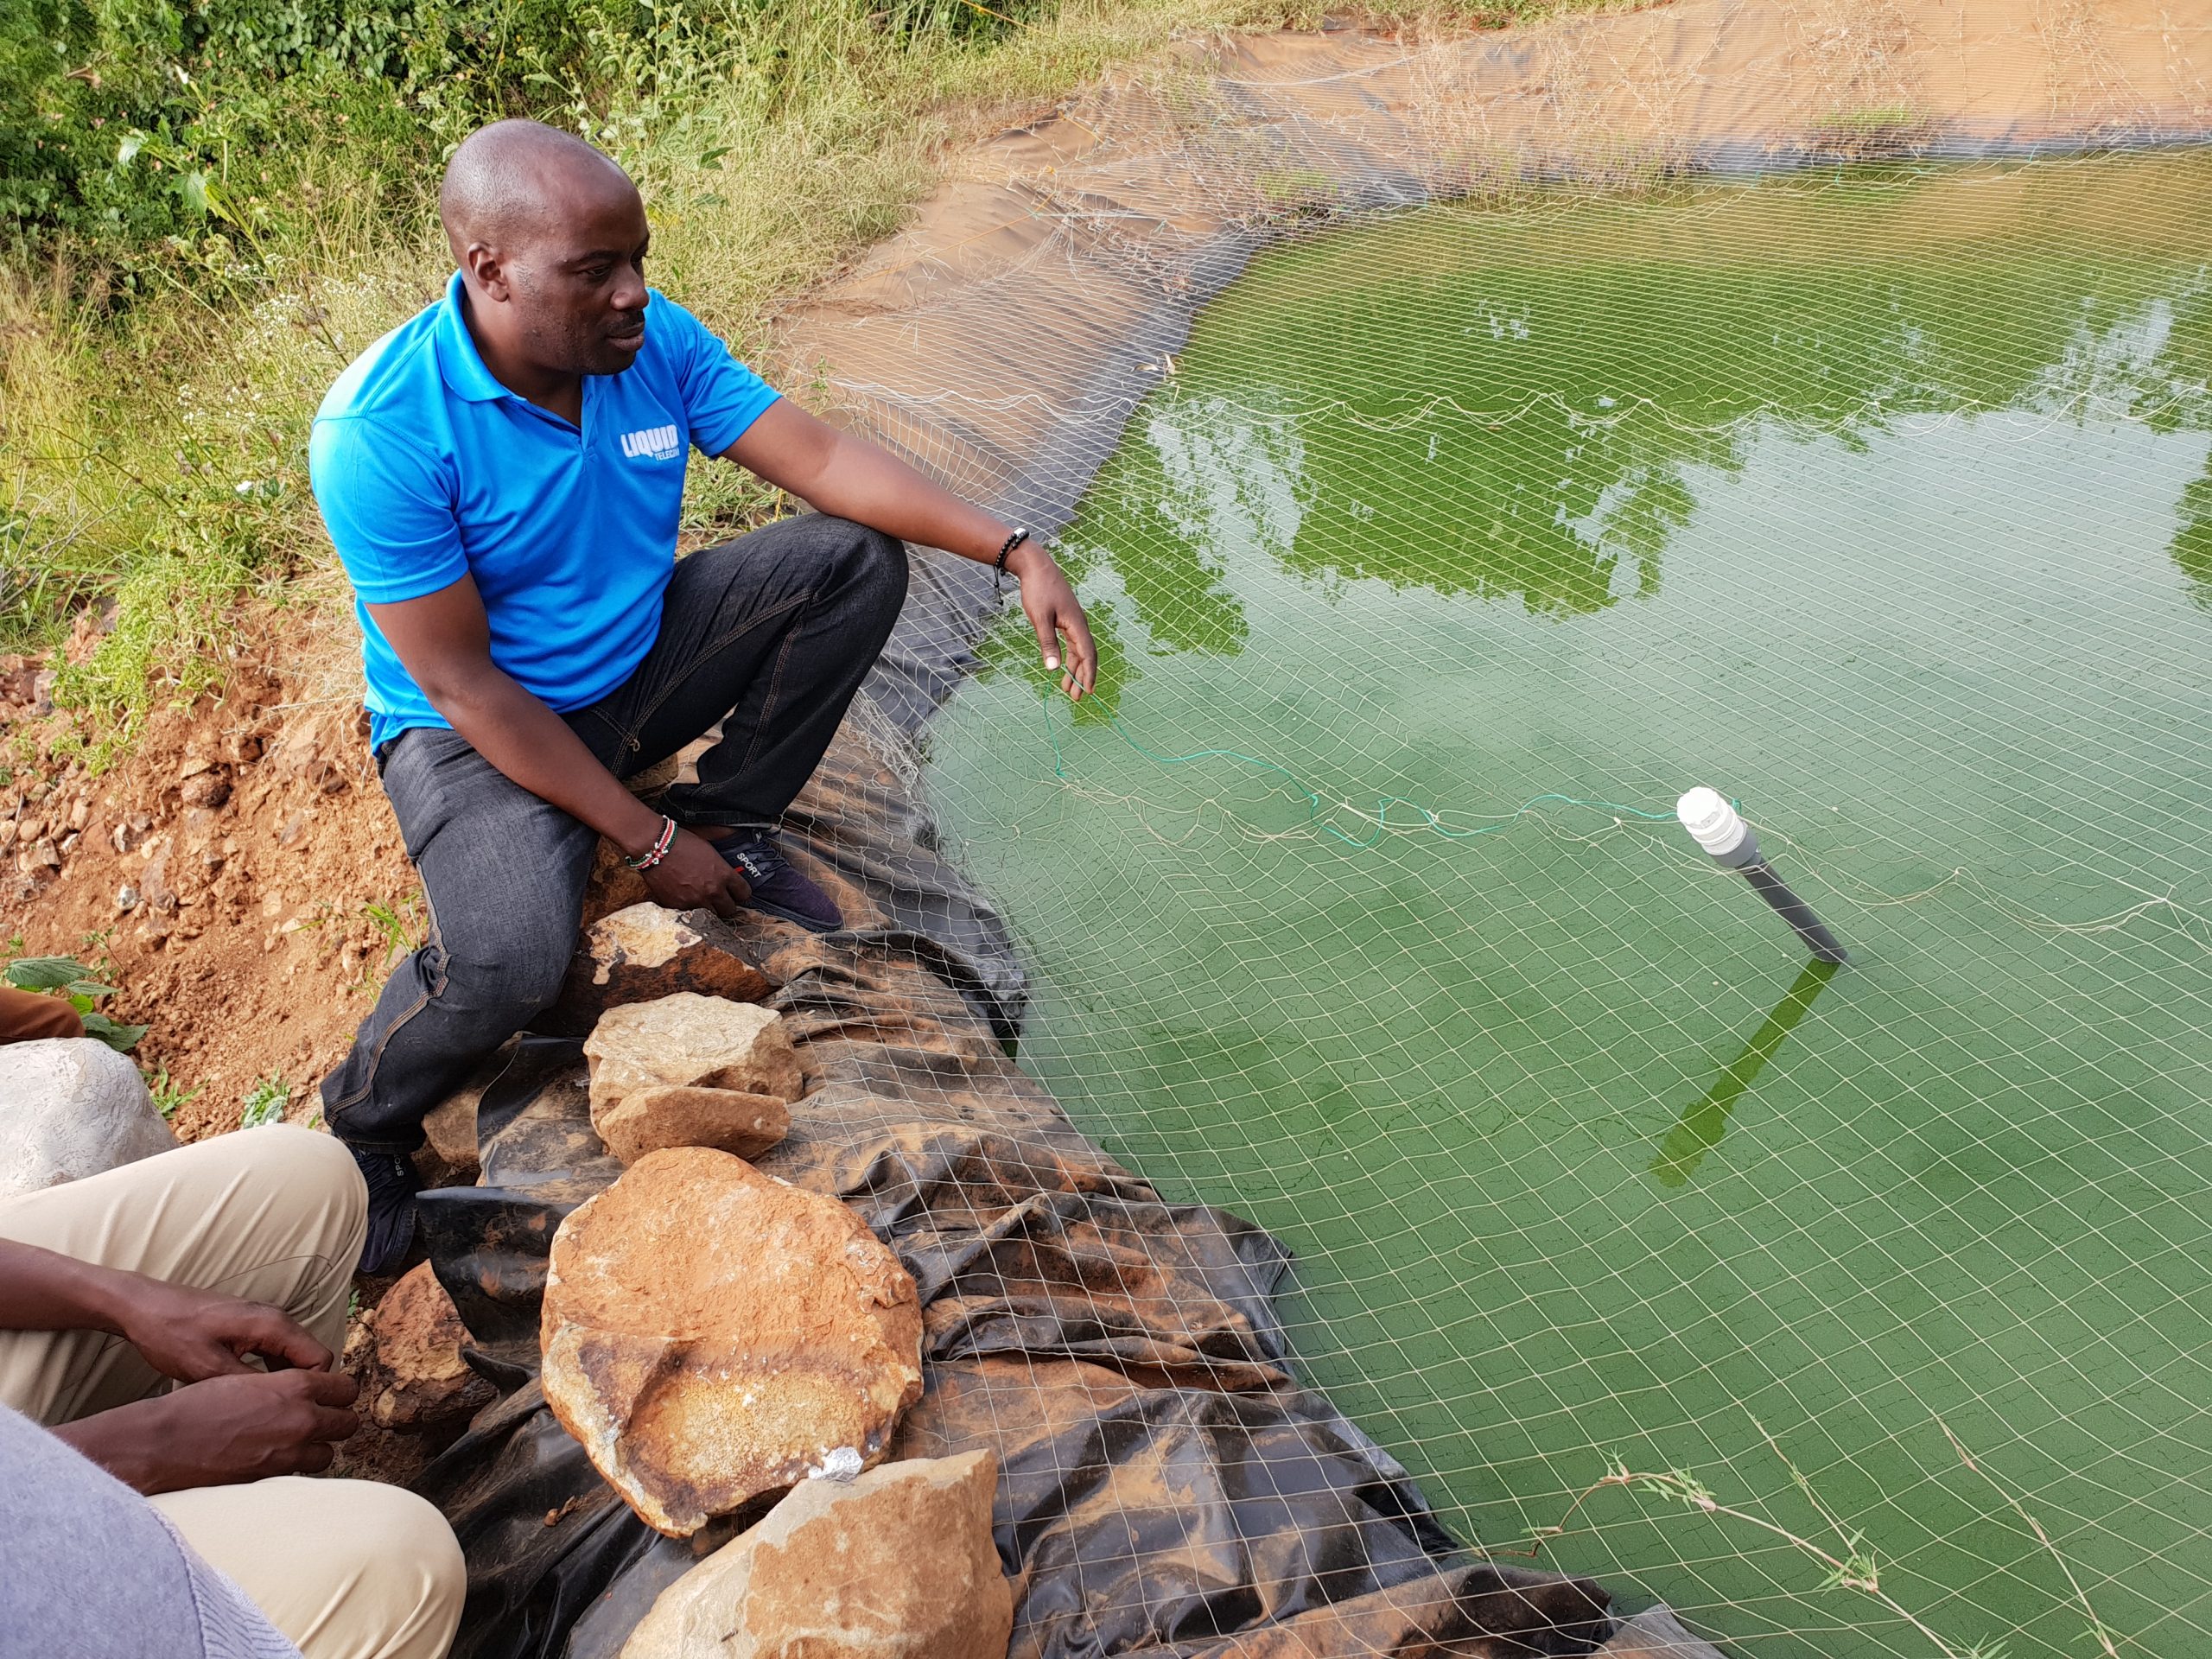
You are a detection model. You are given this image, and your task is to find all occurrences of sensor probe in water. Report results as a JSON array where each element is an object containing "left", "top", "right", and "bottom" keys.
[{"left": 1677, "top": 787, "right": 1849, "bottom": 964}]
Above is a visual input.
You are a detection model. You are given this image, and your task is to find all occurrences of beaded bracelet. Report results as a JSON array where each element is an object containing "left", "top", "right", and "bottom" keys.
[
  {"left": 625, "top": 816, "right": 677, "bottom": 871},
  {"left": 993, "top": 526, "right": 1030, "bottom": 594}
]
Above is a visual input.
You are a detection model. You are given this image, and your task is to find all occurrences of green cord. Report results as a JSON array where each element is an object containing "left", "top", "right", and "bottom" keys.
[{"left": 1036, "top": 690, "right": 1680, "bottom": 852}]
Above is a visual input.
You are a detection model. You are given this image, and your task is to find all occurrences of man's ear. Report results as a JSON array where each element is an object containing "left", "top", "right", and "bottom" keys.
[{"left": 461, "top": 242, "right": 512, "bottom": 303}]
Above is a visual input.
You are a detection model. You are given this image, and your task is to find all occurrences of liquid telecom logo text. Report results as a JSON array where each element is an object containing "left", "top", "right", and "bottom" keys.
[{"left": 620, "top": 423, "right": 681, "bottom": 461}]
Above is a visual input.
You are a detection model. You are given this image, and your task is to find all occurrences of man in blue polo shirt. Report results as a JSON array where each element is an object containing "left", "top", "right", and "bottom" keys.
[{"left": 312, "top": 120, "right": 1096, "bottom": 1267}]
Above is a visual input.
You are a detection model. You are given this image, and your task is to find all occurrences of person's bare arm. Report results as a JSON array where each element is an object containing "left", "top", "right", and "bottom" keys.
[
  {"left": 0, "top": 1239, "right": 359, "bottom": 1493},
  {"left": 0, "top": 1240, "right": 329, "bottom": 1373},
  {"left": 366, "top": 576, "right": 747, "bottom": 913},
  {"left": 728, "top": 400, "right": 1099, "bottom": 701}
]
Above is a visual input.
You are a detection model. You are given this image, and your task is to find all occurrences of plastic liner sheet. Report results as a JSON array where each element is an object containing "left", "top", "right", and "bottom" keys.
[{"left": 411, "top": 709, "right": 1632, "bottom": 1659}]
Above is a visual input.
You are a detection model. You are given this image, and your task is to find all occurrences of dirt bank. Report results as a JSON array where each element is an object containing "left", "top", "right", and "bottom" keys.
[{"left": 4, "top": 619, "right": 413, "bottom": 1136}]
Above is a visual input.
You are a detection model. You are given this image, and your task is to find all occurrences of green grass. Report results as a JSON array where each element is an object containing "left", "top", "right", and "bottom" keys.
[
  {"left": 143, "top": 1065, "right": 200, "bottom": 1120},
  {"left": 237, "top": 1072, "right": 292, "bottom": 1128},
  {"left": 0, "top": 0, "right": 1614, "bottom": 765}
]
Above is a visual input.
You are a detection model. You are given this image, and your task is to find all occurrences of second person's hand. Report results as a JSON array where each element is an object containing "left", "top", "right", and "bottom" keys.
[
  {"left": 57, "top": 1368, "right": 362, "bottom": 1495},
  {"left": 1008, "top": 542, "right": 1098, "bottom": 702}
]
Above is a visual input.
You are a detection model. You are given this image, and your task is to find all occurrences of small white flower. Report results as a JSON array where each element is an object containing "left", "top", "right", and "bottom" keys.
[{"left": 235, "top": 480, "right": 256, "bottom": 494}]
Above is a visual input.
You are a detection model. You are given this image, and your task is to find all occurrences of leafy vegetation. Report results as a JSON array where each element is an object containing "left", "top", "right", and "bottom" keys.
[
  {"left": 143, "top": 1063, "right": 200, "bottom": 1118},
  {"left": 2, "top": 949, "right": 149, "bottom": 1050},
  {"left": 237, "top": 1071, "right": 291, "bottom": 1127}
]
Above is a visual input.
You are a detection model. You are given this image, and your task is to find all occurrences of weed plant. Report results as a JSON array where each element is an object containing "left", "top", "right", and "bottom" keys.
[{"left": 236, "top": 1071, "right": 290, "bottom": 1127}]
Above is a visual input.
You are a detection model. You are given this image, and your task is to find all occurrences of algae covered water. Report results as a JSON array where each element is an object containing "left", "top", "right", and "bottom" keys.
[{"left": 923, "top": 155, "right": 2212, "bottom": 1656}]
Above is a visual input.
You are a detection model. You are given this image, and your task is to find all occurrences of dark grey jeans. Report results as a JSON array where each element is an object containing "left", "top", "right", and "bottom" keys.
[{"left": 321, "top": 514, "right": 907, "bottom": 1152}]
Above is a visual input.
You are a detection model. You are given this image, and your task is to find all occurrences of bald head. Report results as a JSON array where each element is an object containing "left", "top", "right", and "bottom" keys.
[
  {"left": 440, "top": 120, "right": 655, "bottom": 391},
  {"left": 439, "top": 120, "right": 637, "bottom": 250}
]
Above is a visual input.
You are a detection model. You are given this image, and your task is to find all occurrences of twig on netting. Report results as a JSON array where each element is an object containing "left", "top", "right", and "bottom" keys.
[
  {"left": 1510, "top": 1449, "right": 2005, "bottom": 1659},
  {"left": 1936, "top": 1417, "right": 2121, "bottom": 1659}
]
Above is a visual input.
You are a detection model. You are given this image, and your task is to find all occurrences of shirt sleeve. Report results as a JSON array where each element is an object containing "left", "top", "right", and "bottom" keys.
[
  {"left": 308, "top": 416, "right": 469, "bottom": 604},
  {"left": 656, "top": 296, "right": 781, "bottom": 456}
]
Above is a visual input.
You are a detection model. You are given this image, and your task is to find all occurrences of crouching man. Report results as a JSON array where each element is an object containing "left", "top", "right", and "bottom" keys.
[
  {"left": 309, "top": 120, "right": 1096, "bottom": 1268},
  {"left": 0, "top": 1128, "right": 464, "bottom": 1657}
]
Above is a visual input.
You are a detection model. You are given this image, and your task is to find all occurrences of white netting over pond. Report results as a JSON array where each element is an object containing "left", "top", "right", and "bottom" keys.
[{"left": 766, "top": 13, "right": 2212, "bottom": 1657}]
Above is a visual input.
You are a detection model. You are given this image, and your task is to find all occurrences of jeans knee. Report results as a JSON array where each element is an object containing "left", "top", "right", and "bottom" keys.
[
  {"left": 441, "top": 937, "right": 569, "bottom": 1021},
  {"left": 839, "top": 522, "right": 908, "bottom": 617}
]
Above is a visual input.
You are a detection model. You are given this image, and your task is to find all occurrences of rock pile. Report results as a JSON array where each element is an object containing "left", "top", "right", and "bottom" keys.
[
  {"left": 581, "top": 990, "right": 800, "bottom": 1166},
  {"left": 620, "top": 1451, "right": 1011, "bottom": 1659},
  {"left": 540, "top": 1146, "right": 924, "bottom": 1537}
]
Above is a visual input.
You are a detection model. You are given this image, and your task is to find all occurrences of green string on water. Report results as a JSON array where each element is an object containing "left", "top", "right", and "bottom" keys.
[{"left": 1036, "top": 690, "right": 1681, "bottom": 852}]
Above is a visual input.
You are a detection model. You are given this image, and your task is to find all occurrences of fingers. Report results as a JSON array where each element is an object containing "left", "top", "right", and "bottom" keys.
[
  {"left": 1067, "top": 613, "right": 1099, "bottom": 696},
  {"left": 249, "top": 1310, "right": 333, "bottom": 1373},
  {"left": 192, "top": 1342, "right": 257, "bottom": 1378},
  {"left": 1028, "top": 602, "right": 1060, "bottom": 674},
  {"left": 1055, "top": 612, "right": 1097, "bottom": 702},
  {"left": 297, "top": 1367, "right": 359, "bottom": 1408},
  {"left": 285, "top": 1370, "right": 360, "bottom": 1452},
  {"left": 1026, "top": 586, "right": 1098, "bottom": 702},
  {"left": 709, "top": 867, "right": 747, "bottom": 920}
]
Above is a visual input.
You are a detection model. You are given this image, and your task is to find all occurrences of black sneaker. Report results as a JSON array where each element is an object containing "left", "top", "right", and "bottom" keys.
[
  {"left": 345, "top": 1141, "right": 423, "bottom": 1275},
  {"left": 711, "top": 832, "right": 842, "bottom": 933}
]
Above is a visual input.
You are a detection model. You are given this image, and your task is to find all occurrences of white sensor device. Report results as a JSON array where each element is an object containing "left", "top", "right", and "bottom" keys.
[
  {"left": 1676, "top": 786, "right": 1749, "bottom": 858},
  {"left": 1674, "top": 783, "right": 1848, "bottom": 963}
]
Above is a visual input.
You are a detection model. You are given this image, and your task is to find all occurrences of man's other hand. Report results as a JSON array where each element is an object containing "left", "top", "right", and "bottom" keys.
[
  {"left": 639, "top": 826, "right": 753, "bottom": 918},
  {"left": 1008, "top": 543, "right": 1097, "bottom": 702},
  {"left": 57, "top": 1369, "right": 362, "bottom": 1494},
  {"left": 122, "top": 1279, "right": 333, "bottom": 1382}
]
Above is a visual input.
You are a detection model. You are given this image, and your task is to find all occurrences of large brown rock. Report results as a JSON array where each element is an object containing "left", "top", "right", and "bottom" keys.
[
  {"left": 541, "top": 1147, "right": 925, "bottom": 1536},
  {"left": 620, "top": 1451, "right": 1010, "bottom": 1659},
  {"left": 370, "top": 1262, "right": 495, "bottom": 1429},
  {"left": 582, "top": 993, "right": 804, "bottom": 1114},
  {"left": 594, "top": 1084, "right": 789, "bottom": 1166},
  {"left": 545, "top": 904, "right": 778, "bottom": 1036}
]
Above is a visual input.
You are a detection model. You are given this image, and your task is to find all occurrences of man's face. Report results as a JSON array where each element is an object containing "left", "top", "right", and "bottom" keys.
[{"left": 497, "top": 181, "right": 652, "bottom": 378}]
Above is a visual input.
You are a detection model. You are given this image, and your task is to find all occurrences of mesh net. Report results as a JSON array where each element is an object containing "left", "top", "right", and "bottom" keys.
[{"left": 771, "top": 15, "right": 2212, "bottom": 1657}]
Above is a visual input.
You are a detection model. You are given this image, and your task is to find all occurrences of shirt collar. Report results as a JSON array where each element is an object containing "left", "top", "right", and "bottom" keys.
[{"left": 433, "top": 272, "right": 512, "bottom": 404}]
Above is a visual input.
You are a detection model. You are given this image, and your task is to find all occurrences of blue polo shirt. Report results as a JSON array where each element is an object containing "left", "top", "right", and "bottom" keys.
[{"left": 309, "top": 274, "right": 779, "bottom": 750}]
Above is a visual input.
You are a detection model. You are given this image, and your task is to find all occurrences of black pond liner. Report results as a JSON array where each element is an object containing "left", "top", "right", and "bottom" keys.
[{"left": 407, "top": 558, "right": 1643, "bottom": 1657}]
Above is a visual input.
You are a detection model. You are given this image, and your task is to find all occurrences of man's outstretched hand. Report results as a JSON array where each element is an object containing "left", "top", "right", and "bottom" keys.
[
  {"left": 58, "top": 1369, "right": 361, "bottom": 1495},
  {"left": 1009, "top": 542, "right": 1097, "bottom": 702}
]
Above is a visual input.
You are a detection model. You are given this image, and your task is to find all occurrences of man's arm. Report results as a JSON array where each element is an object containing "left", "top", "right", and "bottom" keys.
[
  {"left": 727, "top": 400, "right": 1099, "bottom": 702},
  {"left": 0, "top": 1240, "right": 329, "bottom": 1373},
  {"left": 365, "top": 577, "right": 750, "bottom": 914},
  {"left": 0, "top": 1239, "right": 359, "bottom": 1494}
]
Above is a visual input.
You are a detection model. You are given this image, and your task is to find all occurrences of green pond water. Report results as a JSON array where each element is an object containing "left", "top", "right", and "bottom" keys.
[{"left": 922, "top": 155, "right": 2212, "bottom": 1657}]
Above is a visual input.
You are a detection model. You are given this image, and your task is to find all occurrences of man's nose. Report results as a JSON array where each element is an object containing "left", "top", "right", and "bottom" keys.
[{"left": 613, "top": 268, "right": 648, "bottom": 311}]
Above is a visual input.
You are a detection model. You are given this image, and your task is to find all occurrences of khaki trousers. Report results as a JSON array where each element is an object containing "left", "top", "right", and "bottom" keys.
[{"left": 0, "top": 1127, "right": 466, "bottom": 1659}]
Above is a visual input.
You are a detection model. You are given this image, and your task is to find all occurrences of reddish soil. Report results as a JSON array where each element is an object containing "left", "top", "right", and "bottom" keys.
[{"left": 4, "top": 608, "right": 418, "bottom": 1142}]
